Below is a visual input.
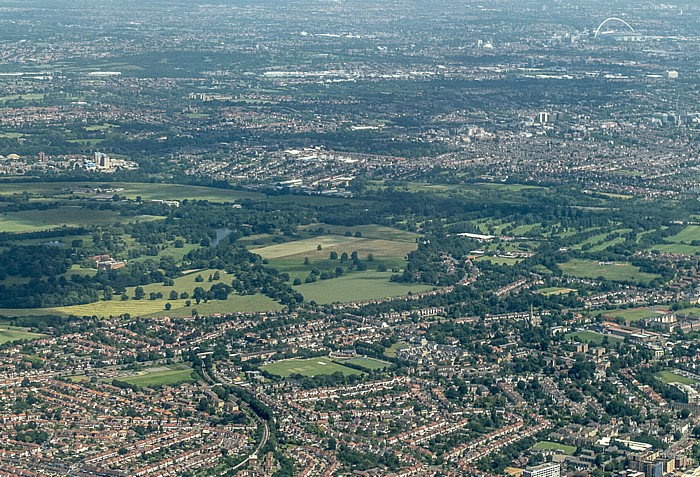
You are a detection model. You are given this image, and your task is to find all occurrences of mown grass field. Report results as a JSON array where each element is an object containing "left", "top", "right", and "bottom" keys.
[
  {"left": 647, "top": 225, "right": 700, "bottom": 255},
  {"left": 656, "top": 370, "right": 696, "bottom": 385},
  {"left": 343, "top": 357, "right": 392, "bottom": 370},
  {"left": 533, "top": 441, "right": 577, "bottom": 455},
  {"left": 262, "top": 358, "right": 363, "bottom": 377},
  {"left": 120, "top": 365, "right": 194, "bottom": 387},
  {"left": 560, "top": 259, "right": 659, "bottom": 283},
  {"left": 294, "top": 271, "right": 435, "bottom": 304},
  {"left": 0, "top": 326, "right": 45, "bottom": 344},
  {"left": 0, "top": 207, "right": 161, "bottom": 233},
  {"left": 565, "top": 331, "right": 622, "bottom": 346},
  {"left": 475, "top": 256, "right": 521, "bottom": 266},
  {"left": 602, "top": 307, "right": 665, "bottom": 322},
  {"left": 538, "top": 287, "right": 577, "bottom": 296}
]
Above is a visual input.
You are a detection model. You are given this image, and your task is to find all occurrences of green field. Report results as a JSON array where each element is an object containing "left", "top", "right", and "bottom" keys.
[
  {"left": 656, "top": 370, "right": 696, "bottom": 385},
  {"left": 262, "top": 358, "right": 363, "bottom": 377},
  {"left": 475, "top": 256, "right": 521, "bottom": 266},
  {"left": 294, "top": 271, "right": 435, "bottom": 304},
  {"left": 538, "top": 287, "right": 576, "bottom": 296},
  {"left": 0, "top": 207, "right": 161, "bottom": 233},
  {"left": 384, "top": 342, "right": 409, "bottom": 358},
  {"left": 565, "top": 330, "right": 622, "bottom": 346},
  {"left": 603, "top": 307, "right": 664, "bottom": 322},
  {"left": 0, "top": 326, "right": 45, "bottom": 344},
  {"left": 342, "top": 357, "right": 392, "bottom": 370},
  {"left": 648, "top": 226, "right": 700, "bottom": 255},
  {"left": 533, "top": 441, "right": 577, "bottom": 455},
  {"left": 559, "top": 259, "right": 659, "bottom": 283},
  {"left": 0, "top": 269, "right": 283, "bottom": 319},
  {"left": 0, "top": 181, "right": 355, "bottom": 205},
  {"left": 255, "top": 236, "right": 364, "bottom": 260},
  {"left": 120, "top": 365, "right": 194, "bottom": 387},
  {"left": 298, "top": 223, "right": 419, "bottom": 243}
]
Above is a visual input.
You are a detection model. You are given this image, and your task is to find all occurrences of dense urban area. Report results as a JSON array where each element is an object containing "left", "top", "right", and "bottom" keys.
[{"left": 1, "top": 0, "right": 700, "bottom": 476}]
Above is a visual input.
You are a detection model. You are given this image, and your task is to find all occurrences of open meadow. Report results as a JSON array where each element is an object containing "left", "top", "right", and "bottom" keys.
[{"left": 294, "top": 271, "right": 435, "bottom": 304}]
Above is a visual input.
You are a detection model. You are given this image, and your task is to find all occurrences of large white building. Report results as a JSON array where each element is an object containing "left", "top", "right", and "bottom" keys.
[{"left": 523, "top": 463, "right": 561, "bottom": 477}]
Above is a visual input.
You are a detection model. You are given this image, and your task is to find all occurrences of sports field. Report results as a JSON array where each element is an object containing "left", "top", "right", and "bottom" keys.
[
  {"left": 559, "top": 259, "right": 659, "bottom": 283},
  {"left": 343, "top": 357, "right": 392, "bottom": 370},
  {"left": 565, "top": 331, "right": 622, "bottom": 346},
  {"left": 120, "top": 365, "right": 194, "bottom": 387},
  {"left": 656, "top": 370, "right": 696, "bottom": 385},
  {"left": 602, "top": 307, "right": 664, "bottom": 322},
  {"left": 262, "top": 358, "right": 363, "bottom": 377},
  {"left": 533, "top": 441, "right": 577, "bottom": 455},
  {"left": 538, "top": 287, "right": 576, "bottom": 296}
]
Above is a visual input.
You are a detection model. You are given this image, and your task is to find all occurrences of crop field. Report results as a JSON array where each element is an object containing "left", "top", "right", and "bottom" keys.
[
  {"left": 262, "top": 358, "right": 363, "bottom": 377},
  {"left": 294, "top": 271, "right": 435, "bottom": 304},
  {"left": 656, "top": 370, "right": 696, "bottom": 385},
  {"left": 565, "top": 331, "right": 622, "bottom": 346},
  {"left": 120, "top": 365, "right": 194, "bottom": 387},
  {"left": 343, "top": 357, "right": 392, "bottom": 370},
  {"left": 559, "top": 259, "right": 659, "bottom": 283},
  {"left": 0, "top": 326, "right": 45, "bottom": 344},
  {"left": 0, "top": 207, "right": 161, "bottom": 233},
  {"left": 532, "top": 441, "right": 577, "bottom": 455}
]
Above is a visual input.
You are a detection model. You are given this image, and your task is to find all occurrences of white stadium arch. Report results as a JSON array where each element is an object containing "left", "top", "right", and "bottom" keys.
[{"left": 594, "top": 17, "right": 636, "bottom": 38}]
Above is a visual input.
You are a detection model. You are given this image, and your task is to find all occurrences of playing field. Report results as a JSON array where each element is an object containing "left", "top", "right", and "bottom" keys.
[
  {"left": 656, "top": 370, "right": 696, "bottom": 385},
  {"left": 533, "top": 441, "right": 577, "bottom": 455},
  {"left": 120, "top": 365, "right": 194, "bottom": 387},
  {"left": 343, "top": 357, "right": 392, "bottom": 370},
  {"left": 559, "top": 259, "right": 659, "bottom": 283},
  {"left": 475, "top": 256, "right": 521, "bottom": 266},
  {"left": 565, "top": 331, "right": 622, "bottom": 346},
  {"left": 294, "top": 272, "right": 435, "bottom": 304},
  {"left": 538, "top": 287, "right": 576, "bottom": 296},
  {"left": 262, "top": 358, "right": 363, "bottom": 377},
  {"left": 603, "top": 307, "right": 664, "bottom": 322},
  {"left": 0, "top": 326, "right": 45, "bottom": 344}
]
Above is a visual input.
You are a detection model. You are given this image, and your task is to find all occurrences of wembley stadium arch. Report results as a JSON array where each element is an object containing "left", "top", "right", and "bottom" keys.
[{"left": 594, "top": 17, "right": 636, "bottom": 38}]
